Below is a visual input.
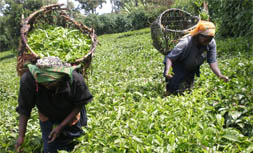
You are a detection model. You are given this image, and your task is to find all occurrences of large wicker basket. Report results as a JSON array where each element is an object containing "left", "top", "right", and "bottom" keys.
[
  {"left": 17, "top": 4, "right": 98, "bottom": 77},
  {"left": 151, "top": 8, "right": 199, "bottom": 55}
]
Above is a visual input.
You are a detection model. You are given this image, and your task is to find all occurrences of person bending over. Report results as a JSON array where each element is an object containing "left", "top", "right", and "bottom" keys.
[
  {"left": 15, "top": 56, "right": 93, "bottom": 153},
  {"left": 164, "top": 20, "right": 228, "bottom": 95}
]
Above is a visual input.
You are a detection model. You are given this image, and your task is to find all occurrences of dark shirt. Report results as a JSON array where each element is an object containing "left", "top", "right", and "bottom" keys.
[
  {"left": 165, "top": 35, "right": 217, "bottom": 71},
  {"left": 16, "top": 71, "right": 93, "bottom": 123}
]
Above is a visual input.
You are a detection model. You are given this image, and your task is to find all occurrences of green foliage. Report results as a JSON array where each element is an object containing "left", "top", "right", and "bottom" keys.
[
  {"left": 81, "top": 14, "right": 100, "bottom": 32},
  {"left": 0, "top": 16, "right": 11, "bottom": 51},
  {"left": 172, "top": 0, "right": 209, "bottom": 21},
  {"left": 0, "top": 51, "right": 42, "bottom": 153},
  {"left": 0, "top": 0, "right": 59, "bottom": 51},
  {"left": 78, "top": 29, "right": 252, "bottom": 152},
  {"left": 28, "top": 25, "right": 91, "bottom": 62},
  {"left": 199, "top": 9, "right": 209, "bottom": 20},
  {"left": 207, "top": 0, "right": 253, "bottom": 37},
  {"left": 87, "top": 13, "right": 133, "bottom": 34},
  {"left": 97, "top": 14, "right": 117, "bottom": 33},
  {"left": 121, "top": 0, "right": 145, "bottom": 13},
  {"left": 171, "top": 0, "right": 203, "bottom": 16},
  {"left": 171, "top": 0, "right": 253, "bottom": 38},
  {"left": 0, "top": 0, "right": 44, "bottom": 51},
  {"left": 75, "top": 0, "right": 106, "bottom": 14},
  {"left": 1, "top": 28, "right": 252, "bottom": 152},
  {"left": 128, "top": 9, "right": 149, "bottom": 30},
  {"left": 83, "top": 6, "right": 166, "bottom": 35},
  {"left": 121, "top": 0, "right": 173, "bottom": 11},
  {"left": 114, "top": 14, "right": 132, "bottom": 32},
  {"left": 216, "top": 37, "right": 253, "bottom": 57}
]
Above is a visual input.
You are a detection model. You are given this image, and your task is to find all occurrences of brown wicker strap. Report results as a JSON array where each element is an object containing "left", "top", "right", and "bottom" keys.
[
  {"left": 151, "top": 8, "right": 199, "bottom": 55},
  {"left": 17, "top": 3, "right": 98, "bottom": 77}
]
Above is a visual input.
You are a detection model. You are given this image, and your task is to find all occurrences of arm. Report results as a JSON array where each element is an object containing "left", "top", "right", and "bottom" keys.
[
  {"left": 164, "top": 57, "right": 173, "bottom": 79},
  {"left": 207, "top": 39, "right": 228, "bottom": 82},
  {"left": 15, "top": 114, "right": 29, "bottom": 152},
  {"left": 209, "top": 62, "right": 229, "bottom": 82},
  {"left": 48, "top": 106, "right": 82, "bottom": 143},
  {"left": 164, "top": 37, "right": 188, "bottom": 79},
  {"left": 15, "top": 72, "right": 35, "bottom": 152},
  {"left": 48, "top": 72, "right": 93, "bottom": 143}
]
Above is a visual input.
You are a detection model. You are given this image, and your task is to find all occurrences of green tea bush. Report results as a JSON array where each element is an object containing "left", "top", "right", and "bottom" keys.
[
  {"left": 0, "top": 29, "right": 252, "bottom": 153},
  {"left": 216, "top": 37, "right": 253, "bottom": 58}
]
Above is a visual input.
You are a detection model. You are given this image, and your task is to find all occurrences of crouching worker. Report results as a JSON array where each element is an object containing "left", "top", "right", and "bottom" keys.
[
  {"left": 15, "top": 56, "right": 93, "bottom": 153},
  {"left": 164, "top": 20, "right": 229, "bottom": 95}
]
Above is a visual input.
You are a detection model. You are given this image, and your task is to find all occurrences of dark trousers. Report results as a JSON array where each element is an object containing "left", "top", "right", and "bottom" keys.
[
  {"left": 40, "top": 108, "right": 87, "bottom": 153},
  {"left": 164, "top": 63, "right": 199, "bottom": 94}
]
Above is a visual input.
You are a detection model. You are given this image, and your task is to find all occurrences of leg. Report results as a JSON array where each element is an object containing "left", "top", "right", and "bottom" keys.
[
  {"left": 39, "top": 120, "right": 53, "bottom": 153},
  {"left": 80, "top": 106, "right": 87, "bottom": 127},
  {"left": 166, "top": 63, "right": 189, "bottom": 94},
  {"left": 179, "top": 72, "right": 195, "bottom": 94},
  {"left": 181, "top": 66, "right": 200, "bottom": 92},
  {"left": 184, "top": 73, "right": 195, "bottom": 89},
  {"left": 40, "top": 120, "right": 78, "bottom": 153}
]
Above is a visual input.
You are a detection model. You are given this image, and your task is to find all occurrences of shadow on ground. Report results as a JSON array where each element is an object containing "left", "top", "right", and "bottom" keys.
[{"left": 0, "top": 54, "right": 16, "bottom": 62}]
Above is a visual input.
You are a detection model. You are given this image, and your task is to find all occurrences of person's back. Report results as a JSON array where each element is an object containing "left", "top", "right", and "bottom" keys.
[
  {"left": 16, "top": 57, "right": 93, "bottom": 153},
  {"left": 163, "top": 21, "right": 228, "bottom": 95}
]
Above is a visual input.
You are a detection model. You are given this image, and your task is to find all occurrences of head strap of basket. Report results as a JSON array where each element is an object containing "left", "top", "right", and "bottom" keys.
[
  {"left": 27, "top": 56, "right": 81, "bottom": 84},
  {"left": 17, "top": 4, "right": 98, "bottom": 77},
  {"left": 151, "top": 8, "right": 200, "bottom": 55}
]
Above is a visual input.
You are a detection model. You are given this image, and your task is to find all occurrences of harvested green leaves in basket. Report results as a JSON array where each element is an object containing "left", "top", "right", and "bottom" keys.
[{"left": 28, "top": 25, "right": 91, "bottom": 63}]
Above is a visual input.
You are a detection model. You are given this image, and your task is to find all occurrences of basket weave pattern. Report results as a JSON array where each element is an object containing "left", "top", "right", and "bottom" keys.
[
  {"left": 151, "top": 8, "right": 199, "bottom": 55},
  {"left": 17, "top": 4, "right": 97, "bottom": 77}
]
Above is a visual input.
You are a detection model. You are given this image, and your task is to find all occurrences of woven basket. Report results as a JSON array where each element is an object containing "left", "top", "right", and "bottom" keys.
[
  {"left": 17, "top": 4, "right": 98, "bottom": 77},
  {"left": 151, "top": 8, "right": 199, "bottom": 55}
]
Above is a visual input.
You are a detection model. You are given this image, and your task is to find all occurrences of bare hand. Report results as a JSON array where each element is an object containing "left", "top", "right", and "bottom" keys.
[
  {"left": 165, "top": 74, "right": 173, "bottom": 80},
  {"left": 15, "top": 136, "right": 24, "bottom": 152},
  {"left": 48, "top": 125, "right": 62, "bottom": 143},
  {"left": 219, "top": 75, "right": 229, "bottom": 82}
]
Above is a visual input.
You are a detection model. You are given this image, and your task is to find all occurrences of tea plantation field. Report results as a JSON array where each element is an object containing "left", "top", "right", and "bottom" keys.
[{"left": 0, "top": 28, "right": 252, "bottom": 152}]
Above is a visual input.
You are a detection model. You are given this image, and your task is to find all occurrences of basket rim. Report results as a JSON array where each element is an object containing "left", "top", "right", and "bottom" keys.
[
  {"left": 158, "top": 8, "right": 200, "bottom": 33},
  {"left": 20, "top": 3, "right": 98, "bottom": 64}
]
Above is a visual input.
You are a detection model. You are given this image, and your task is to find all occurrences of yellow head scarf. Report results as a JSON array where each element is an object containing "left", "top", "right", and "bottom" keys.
[{"left": 190, "top": 20, "right": 216, "bottom": 36}]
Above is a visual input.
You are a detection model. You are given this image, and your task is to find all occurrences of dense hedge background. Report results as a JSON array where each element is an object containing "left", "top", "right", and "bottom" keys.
[
  {"left": 208, "top": 0, "right": 253, "bottom": 38},
  {"left": 82, "top": 6, "right": 166, "bottom": 35},
  {"left": 172, "top": 0, "right": 253, "bottom": 38},
  {"left": 1, "top": 0, "right": 252, "bottom": 51}
]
